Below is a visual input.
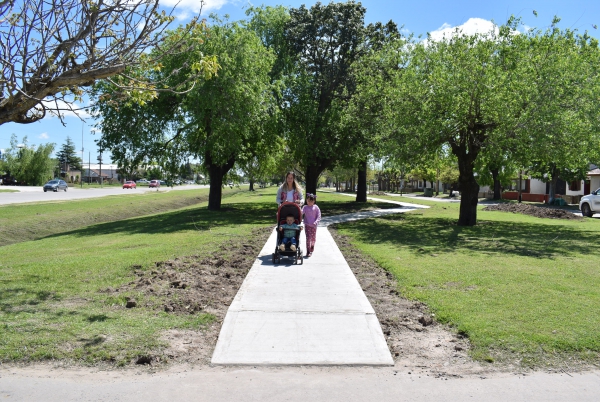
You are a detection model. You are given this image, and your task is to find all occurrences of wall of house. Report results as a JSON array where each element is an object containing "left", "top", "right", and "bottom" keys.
[
  {"left": 591, "top": 177, "right": 600, "bottom": 192},
  {"left": 529, "top": 178, "right": 546, "bottom": 194},
  {"left": 566, "top": 180, "right": 584, "bottom": 196}
]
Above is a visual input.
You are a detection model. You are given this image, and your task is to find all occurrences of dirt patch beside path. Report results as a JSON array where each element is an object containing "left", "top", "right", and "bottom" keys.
[
  {"left": 482, "top": 203, "right": 581, "bottom": 220},
  {"left": 99, "top": 226, "right": 273, "bottom": 366},
  {"left": 329, "top": 227, "right": 499, "bottom": 378}
]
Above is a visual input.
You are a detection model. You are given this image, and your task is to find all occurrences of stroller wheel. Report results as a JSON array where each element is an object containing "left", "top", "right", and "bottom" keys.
[
  {"left": 299, "top": 256, "right": 303, "bottom": 265},
  {"left": 272, "top": 253, "right": 276, "bottom": 264}
]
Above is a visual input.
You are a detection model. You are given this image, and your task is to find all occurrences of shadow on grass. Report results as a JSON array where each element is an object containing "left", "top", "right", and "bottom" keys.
[
  {"left": 319, "top": 201, "right": 400, "bottom": 216},
  {"left": 0, "top": 288, "right": 58, "bottom": 313},
  {"left": 86, "top": 314, "right": 110, "bottom": 323},
  {"left": 339, "top": 214, "right": 599, "bottom": 259},
  {"left": 43, "top": 202, "right": 278, "bottom": 240},
  {"left": 39, "top": 199, "right": 393, "bottom": 241},
  {"left": 79, "top": 335, "right": 107, "bottom": 348}
]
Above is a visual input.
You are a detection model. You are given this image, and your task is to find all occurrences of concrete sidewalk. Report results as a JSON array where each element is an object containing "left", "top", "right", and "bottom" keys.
[
  {"left": 2, "top": 364, "right": 599, "bottom": 401},
  {"left": 211, "top": 225, "right": 394, "bottom": 365},
  {"left": 211, "top": 201, "right": 425, "bottom": 365}
]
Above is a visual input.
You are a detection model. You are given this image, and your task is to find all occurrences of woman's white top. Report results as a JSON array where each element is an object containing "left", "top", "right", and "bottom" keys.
[{"left": 286, "top": 190, "right": 295, "bottom": 202}]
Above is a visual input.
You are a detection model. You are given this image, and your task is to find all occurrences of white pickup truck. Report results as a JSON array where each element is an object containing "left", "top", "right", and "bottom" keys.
[{"left": 579, "top": 188, "right": 600, "bottom": 217}]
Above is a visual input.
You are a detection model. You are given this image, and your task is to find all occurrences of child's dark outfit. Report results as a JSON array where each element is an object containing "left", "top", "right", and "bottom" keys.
[{"left": 302, "top": 203, "right": 321, "bottom": 255}]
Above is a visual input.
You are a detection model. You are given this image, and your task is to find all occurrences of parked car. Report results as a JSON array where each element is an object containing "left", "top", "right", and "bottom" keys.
[
  {"left": 123, "top": 181, "right": 137, "bottom": 189},
  {"left": 159, "top": 180, "right": 167, "bottom": 186},
  {"left": 149, "top": 180, "right": 160, "bottom": 188},
  {"left": 579, "top": 188, "right": 600, "bottom": 217},
  {"left": 43, "top": 179, "right": 68, "bottom": 192},
  {"left": 137, "top": 179, "right": 148, "bottom": 184}
]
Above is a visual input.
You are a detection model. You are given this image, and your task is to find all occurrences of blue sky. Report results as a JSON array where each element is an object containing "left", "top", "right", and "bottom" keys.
[{"left": 1, "top": 0, "right": 598, "bottom": 163}]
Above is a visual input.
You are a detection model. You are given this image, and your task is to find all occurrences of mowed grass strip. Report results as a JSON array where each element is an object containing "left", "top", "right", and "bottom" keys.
[
  {"left": 0, "top": 187, "right": 228, "bottom": 246},
  {"left": 334, "top": 197, "right": 600, "bottom": 367},
  {"left": 0, "top": 187, "right": 388, "bottom": 365}
]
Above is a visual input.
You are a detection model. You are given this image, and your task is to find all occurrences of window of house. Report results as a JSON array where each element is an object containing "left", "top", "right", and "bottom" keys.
[{"left": 569, "top": 180, "right": 581, "bottom": 191}]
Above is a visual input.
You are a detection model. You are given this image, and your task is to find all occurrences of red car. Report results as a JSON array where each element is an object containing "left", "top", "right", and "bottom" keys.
[
  {"left": 123, "top": 181, "right": 136, "bottom": 189},
  {"left": 149, "top": 180, "right": 160, "bottom": 188}
]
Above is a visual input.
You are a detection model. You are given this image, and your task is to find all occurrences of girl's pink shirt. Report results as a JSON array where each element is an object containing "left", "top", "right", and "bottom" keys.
[{"left": 302, "top": 204, "right": 321, "bottom": 227}]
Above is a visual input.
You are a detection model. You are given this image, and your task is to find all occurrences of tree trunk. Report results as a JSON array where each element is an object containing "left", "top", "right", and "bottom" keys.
[
  {"left": 206, "top": 155, "right": 236, "bottom": 211},
  {"left": 249, "top": 179, "right": 255, "bottom": 191},
  {"left": 491, "top": 168, "right": 501, "bottom": 200},
  {"left": 356, "top": 160, "right": 368, "bottom": 202},
  {"left": 305, "top": 165, "right": 320, "bottom": 197},
  {"left": 548, "top": 176, "right": 558, "bottom": 204},
  {"left": 457, "top": 171, "right": 480, "bottom": 226},
  {"left": 453, "top": 141, "right": 480, "bottom": 226}
]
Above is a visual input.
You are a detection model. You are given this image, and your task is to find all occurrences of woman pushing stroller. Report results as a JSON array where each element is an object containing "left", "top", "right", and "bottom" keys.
[{"left": 276, "top": 171, "right": 304, "bottom": 206}]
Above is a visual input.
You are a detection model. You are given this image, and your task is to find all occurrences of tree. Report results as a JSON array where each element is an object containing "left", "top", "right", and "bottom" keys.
[
  {"left": 1, "top": 134, "right": 55, "bottom": 185},
  {"left": 94, "top": 18, "right": 276, "bottom": 210},
  {"left": 282, "top": 1, "right": 374, "bottom": 196},
  {"left": 237, "top": 137, "right": 285, "bottom": 191},
  {"left": 56, "top": 137, "right": 82, "bottom": 173},
  {"left": 339, "top": 23, "right": 402, "bottom": 202},
  {"left": 0, "top": 0, "right": 217, "bottom": 126},
  {"left": 516, "top": 19, "right": 600, "bottom": 203}
]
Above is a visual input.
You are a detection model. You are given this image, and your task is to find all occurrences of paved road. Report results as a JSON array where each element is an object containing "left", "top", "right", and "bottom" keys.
[{"left": 0, "top": 184, "right": 210, "bottom": 206}]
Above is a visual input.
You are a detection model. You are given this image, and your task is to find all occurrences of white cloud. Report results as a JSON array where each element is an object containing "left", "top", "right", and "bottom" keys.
[
  {"left": 161, "top": 0, "right": 234, "bottom": 16},
  {"left": 42, "top": 99, "right": 91, "bottom": 120},
  {"left": 38, "top": 132, "right": 49, "bottom": 139},
  {"left": 428, "top": 18, "right": 499, "bottom": 42}
]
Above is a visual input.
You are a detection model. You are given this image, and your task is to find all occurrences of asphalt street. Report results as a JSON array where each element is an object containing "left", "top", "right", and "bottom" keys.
[{"left": 0, "top": 184, "right": 209, "bottom": 206}]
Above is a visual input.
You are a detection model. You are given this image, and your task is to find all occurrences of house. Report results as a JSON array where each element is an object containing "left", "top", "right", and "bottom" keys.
[
  {"left": 586, "top": 168, "right": 600, "bottom": 193},
  {"left": 82, "top": 163, "right": 120, "bottom": 184},
  {"left": 501, "top": 166, "right": 599, "bottom": 204}
]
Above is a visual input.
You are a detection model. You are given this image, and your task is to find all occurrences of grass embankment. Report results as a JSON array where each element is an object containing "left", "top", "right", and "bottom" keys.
[
  {"left": 0, "top": 188, "right": 388, "bottom": 365},
  {"left": 335, "top": 195, "right": 600, "bottom": 367}
]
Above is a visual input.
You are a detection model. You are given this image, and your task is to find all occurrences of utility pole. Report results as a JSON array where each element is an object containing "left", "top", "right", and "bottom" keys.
[
  {"left": 81, "top": 123, "right": 84, "bottom": 188},
  {"left": 89, "top": 152, "right": 91, "bottom": 184},
  {"left": 99, "top": 148, "right": 102, "bottom": 188}
]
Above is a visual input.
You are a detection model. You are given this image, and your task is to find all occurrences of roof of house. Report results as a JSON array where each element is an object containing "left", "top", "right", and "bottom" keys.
[{"left": 588, "top": 168, "right": 600, "bottom": 176}]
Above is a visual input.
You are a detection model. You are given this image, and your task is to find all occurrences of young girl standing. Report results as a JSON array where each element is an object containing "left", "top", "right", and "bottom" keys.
[{"left": 302, "top": 193, "right": 321, "bottom": 257}]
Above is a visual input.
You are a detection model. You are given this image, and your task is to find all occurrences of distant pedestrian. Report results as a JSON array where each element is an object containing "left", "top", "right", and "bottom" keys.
[{"left": 302, "top": 193, "right": 321, "bottom": 257}]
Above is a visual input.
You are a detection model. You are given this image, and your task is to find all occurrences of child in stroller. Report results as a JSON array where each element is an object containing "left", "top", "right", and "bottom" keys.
[{"left": 272, "top": 202, "right": 303, "bottom": 265}]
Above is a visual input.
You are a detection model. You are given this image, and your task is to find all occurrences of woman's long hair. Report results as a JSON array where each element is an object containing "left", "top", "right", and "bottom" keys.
[{"left": 283, "top": 171, "right": 303, "bottom": 193}]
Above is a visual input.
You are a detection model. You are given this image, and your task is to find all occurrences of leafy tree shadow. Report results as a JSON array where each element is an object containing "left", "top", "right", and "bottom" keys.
[
  {"left": 338, "top": 214, "right": 598, "bottom": 259},
  {"left": 43, "top": 202, "right": 278, "bottom": 240}
]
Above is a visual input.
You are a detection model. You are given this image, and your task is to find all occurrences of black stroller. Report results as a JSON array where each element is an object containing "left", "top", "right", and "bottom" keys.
[{"left": 272, "top": 202, "right": 303, "bottom": 265}]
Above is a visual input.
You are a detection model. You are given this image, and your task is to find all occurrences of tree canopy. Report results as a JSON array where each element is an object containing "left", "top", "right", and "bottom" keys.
[
  {"left": 0, "top": 0, "right": 217, "bottom": 126},
  {"left": 94, "top": 17, "right": 276, "bottom": 209},
  {"left": 380, "top": 18, "right": 600, "bottom": 225},
  {"left": 56, "top": 137, "right": 82, "bottom": 172},
  {"left": 1, "top": 134, "right": 55, "bottom": 185}
]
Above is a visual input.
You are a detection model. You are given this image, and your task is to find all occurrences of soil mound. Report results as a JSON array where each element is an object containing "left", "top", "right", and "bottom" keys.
[{"left": 482, "top": 203, "right": 581, "bottom": 220}]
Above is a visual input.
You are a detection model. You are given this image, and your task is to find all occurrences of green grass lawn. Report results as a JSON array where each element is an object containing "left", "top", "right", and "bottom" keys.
[
  {"left": 3, "top": 187, "right": 598, "bottom": 368},
  {"left": 0, "top": 187, "right": 387, "bottom": 365},
  {"left": 335, "top": 196, "right": 600, "bottom": 367}
]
